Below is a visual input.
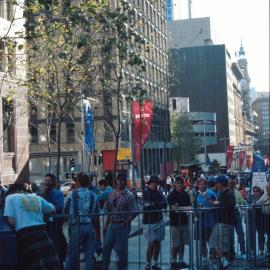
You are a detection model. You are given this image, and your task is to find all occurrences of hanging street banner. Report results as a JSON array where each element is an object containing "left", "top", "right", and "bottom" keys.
[
  {"left": 133, "top": 101, "right": 153, "bottom": 162},
  {"left": 83, "top": 99, "right": 96, "bottom": 154},
  {"left": 117, "top": 148, "right": 131, "bottom": 161},
  {"left": 252, "top": 153, "right": 268, "bottom": 172},
  {"left": 252, "top": 153, "right": 268, "bottom": 191},
  {"left": 239, "top": 151, "right": 246, "bottom": 170},
  {"left": 226, "top": 145, "right": 234, "bottom": 169}
]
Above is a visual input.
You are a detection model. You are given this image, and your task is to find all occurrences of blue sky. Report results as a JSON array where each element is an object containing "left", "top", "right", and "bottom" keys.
[{"left": 174, "top": 0, "right": 269, "bottom": 92}]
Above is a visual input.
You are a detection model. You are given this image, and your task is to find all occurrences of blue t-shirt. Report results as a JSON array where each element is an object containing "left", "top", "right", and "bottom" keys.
[
  {"left": 4, "top": 193, "right": 55, "bottom": 231},
  {"left": 196, "top": 189, "right": 217, "bottom": 228},
  {"left": 37, "top": 189, "right": 64, "bottom": 214},
  {"left": 98, "top": 186, "right": 113, "bottom": 201},
  {"left": 196, "top": 188, "right": 217, "bottom": 207}
]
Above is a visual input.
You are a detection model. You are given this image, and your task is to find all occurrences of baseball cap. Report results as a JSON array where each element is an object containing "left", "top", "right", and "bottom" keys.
[
  {"left": 215, "top": 175, "right": 228, "bottom": 185},
  {"left": 148, "top": 175, "right": 159, "bottom": 184},
  {"left": 116, "top": 172, "right": 127, "bottom": 181},
  {"left": 174, "top": 176, "right": 184, "bottom": 184}
]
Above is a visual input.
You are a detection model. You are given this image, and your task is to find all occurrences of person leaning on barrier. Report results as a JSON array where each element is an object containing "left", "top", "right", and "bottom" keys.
[
  {"left": 103, "top": 172, "right": 137, "bottom": 270},
  {"left": 247, "top": 186, "right": 265, "bottom": 258},
  {"left": 143, "top": 175, "right": 167, "bottom": 270},
  {"left": 167, "top": 176, "right": 190, "bottom": 269},
  {"left": 97, "top": 179, "right": 113, "bottom": 209},
  {"left": 256, "top": 182, "right": 270, "bottom": 265},
  {"left": 64, "top": 172, "right": 100, "bottom": 270},
  {"left": 194, "top": 176, "right": 217, "bottom": 267},
  {"left": 228, "top": 175, "right": 246, "bottom": 260},
  {"left": 208, "top": 175, "right": 236, "bottom": 270},
  {"left": 4, "top": 183, "right": 61, "bottom": 270},
  {"left": 37, "top": 173, "right": 67, "bottom": 268}
]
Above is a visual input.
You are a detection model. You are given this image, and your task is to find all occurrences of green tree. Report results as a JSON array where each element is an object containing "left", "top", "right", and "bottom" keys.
[
  {"left": 171, "top": 113, "right": 201, "bottom": 170},
  {"left": 24, "top": 0, "right": 108, "bottom": 182},
  {"left": 209, "top": 159, "right": 220, "bottom": 174},
  {"left": 98, "top": 0, "right": 147, "bottom": 182}
]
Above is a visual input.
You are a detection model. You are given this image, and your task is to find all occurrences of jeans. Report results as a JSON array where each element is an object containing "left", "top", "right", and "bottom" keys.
[
  {"left": 234, "top": 210, "right": 246, "bottom": 254},
  {"left": 65, "top": 223, "right": 96, "bottom": 270},
  {"left": 103, "top": 223, "right": 130, "bottom": 270}
]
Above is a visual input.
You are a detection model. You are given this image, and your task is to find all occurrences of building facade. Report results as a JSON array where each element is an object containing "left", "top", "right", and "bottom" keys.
[
  {"left": 169, "top": 45, "right": 252, "bottom": 167},
  {"left": 0, "top": 0, "right": 29, "bottom": 184},
  {"left": 252, "top": 92, "right": 270, "bottom": 156},
  {"left": 168, "top": 17, "right": 214, "bottom": 49},
  {"left": 29, "top": 0, "right": 170, "bottom": 181},
  {"left": 100, "top": 0, "right": 171, "bottom": 179}
]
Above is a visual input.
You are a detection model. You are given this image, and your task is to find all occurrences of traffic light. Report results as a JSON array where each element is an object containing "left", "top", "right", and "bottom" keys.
[
  {"left": 93, "top": 155, "right": 97, "bottom": 166},
  {"left": 98, "top": 155, "right": 103, "bottom": 165},
  {"left": 69, "top": 158, "right": 75, "bottom": 169}
]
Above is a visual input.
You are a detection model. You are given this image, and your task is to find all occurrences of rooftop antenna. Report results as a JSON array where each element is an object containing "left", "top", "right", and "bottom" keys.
[{"left": 188, "top": 0, "right": 192, "bottom": 19}]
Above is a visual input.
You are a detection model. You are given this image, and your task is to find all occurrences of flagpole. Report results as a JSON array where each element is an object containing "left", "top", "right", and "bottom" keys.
[{"left": 81, "top": 95, "right": 85, "bottom": 172}]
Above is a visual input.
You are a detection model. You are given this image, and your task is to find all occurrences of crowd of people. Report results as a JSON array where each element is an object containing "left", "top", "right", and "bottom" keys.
[{"left": 0, "top": 171, "right": 270, "bottom": 270}]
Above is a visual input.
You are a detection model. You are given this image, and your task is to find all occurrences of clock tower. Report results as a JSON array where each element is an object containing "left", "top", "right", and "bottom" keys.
[{"left": 237, "top": 43, "right": 252, "bottom": 122}]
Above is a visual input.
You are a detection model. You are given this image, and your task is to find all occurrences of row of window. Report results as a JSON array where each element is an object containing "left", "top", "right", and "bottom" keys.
[
  {"left": 0, "top": 0, "right": 14, "bottom": 21},
  {"left": 194, "top": 132, "right": 216, "bottom": 137},
  {"left": 29, "top": 123, "right": 75, "bottom": 144},
  {"left": 0, "top": 41, "right": 16, "bottom": 74}
]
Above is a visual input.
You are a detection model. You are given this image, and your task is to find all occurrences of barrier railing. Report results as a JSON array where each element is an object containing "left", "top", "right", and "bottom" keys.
[{"left": 48, "top": 204, "right": 270, "bottom": 270}]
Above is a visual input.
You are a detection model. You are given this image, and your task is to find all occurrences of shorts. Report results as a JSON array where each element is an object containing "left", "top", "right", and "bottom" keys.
[
  {"left": 171, "top": 225, "right": 189, "bottom": 248},
  {"left": 143, "top": 221, "right": 165, "bottom": 243},
  {"left": 209, "top": 223, "right": 232, "bottom": 253}
]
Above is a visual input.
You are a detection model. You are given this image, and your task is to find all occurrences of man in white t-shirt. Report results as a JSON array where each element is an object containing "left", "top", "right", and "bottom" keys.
[{"left": 4, "top": 183, "right": 60, "bottom": 270}]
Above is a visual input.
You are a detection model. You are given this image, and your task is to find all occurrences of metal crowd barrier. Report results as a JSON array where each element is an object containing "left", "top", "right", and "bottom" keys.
[{"left": 48, "top": 205, "right": 270, "bottom": 270}]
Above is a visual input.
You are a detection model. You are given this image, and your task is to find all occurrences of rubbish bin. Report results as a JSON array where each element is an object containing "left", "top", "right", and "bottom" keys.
[{"left": 0, "top": 210, "right": 17, "bottom": 269}]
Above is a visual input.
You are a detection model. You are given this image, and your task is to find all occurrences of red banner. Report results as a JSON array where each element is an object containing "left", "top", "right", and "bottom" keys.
[
  {"left": 239, "top": 151, "right": 246, "bottom": 170},
  {"left": 264, "top": 156, "right": 269, "bottom": 166},
  {"left": 246, "top": 154, "right": 253, "bottom": 169},
  {"left": 133, "top": 101, "right": 153, "bottom": 162},
  {"left": 226, "top": 145, "right": 234, "bottom": 169}
]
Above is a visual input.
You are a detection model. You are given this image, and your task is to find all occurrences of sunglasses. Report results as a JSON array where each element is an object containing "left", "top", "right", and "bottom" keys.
[{"left": 253, "top": 190, "right": 260, "bottom": 193}]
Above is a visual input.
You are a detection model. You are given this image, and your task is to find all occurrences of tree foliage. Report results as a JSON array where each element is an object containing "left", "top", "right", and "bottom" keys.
[
  {"left": 97, "top": 0, "right": 148, "bottom": 179},
  {"left": 24, "top": 0, "right": 148, "bottom": 180},
  {"left": 24, "top": 0, "right": 109, "bottom": 180},
  {"left": 171, "top": 113, "right": 201, "bottom": 169}
]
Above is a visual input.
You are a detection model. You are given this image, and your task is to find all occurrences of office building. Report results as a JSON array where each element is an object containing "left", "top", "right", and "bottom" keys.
[
  {"left": 253, "top": 92, "right": 270, "bottom": 156},
  {"left": 169, "top": 45, "right": 253, "bottom": 166},
  {"left": 168, "top": 17, "right": 214, "bottom": 49},
  {"left": 29, "top": 0, "right": 170, "bottom": 180},
  {"left": 0, "top": 0, "right": 29, "bottom": 184}
]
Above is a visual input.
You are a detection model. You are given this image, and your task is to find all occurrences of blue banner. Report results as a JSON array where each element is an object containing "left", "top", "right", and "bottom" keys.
[
  {"left": 252, "top": 153, "right": 267, "bottom": 172},
  {"left": 83, "top": 100, "right": 96, "bottom": 154}
]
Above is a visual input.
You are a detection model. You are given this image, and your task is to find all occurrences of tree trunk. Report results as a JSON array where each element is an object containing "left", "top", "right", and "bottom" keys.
[{"left": 56, "top": 118, "right": 63, "bottom": 186}]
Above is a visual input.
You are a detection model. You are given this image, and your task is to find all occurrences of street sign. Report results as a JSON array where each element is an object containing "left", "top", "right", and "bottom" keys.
[{"left": 117, "top": 148, "right": 131, "bottom": 161}]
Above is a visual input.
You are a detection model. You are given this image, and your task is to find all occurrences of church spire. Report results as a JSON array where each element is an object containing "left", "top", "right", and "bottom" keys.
[{"left": 239, "top": 40, "right": 245, "bottom": 57}]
